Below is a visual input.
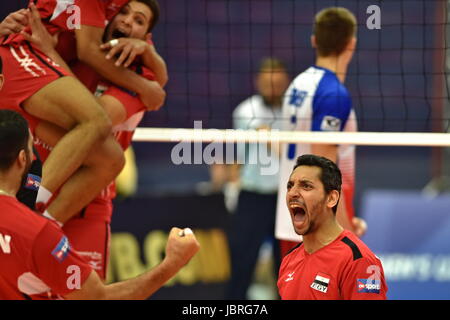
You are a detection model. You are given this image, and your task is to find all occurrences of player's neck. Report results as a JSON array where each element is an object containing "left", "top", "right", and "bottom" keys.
[
  {"left": 303, "top": 217, "right": 344, "bottom": 254},
  {"left": 0, "top": 184, "right": 16, "bottom": 198},
  {"left": 315, "top": 56, "right": 349, "bottom": 83},
  {"left": 0, "top": 172, "right": 20, "bottom": 197}
]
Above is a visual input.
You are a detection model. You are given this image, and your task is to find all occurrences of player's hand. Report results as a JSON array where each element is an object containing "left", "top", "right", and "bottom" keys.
[
  {"left": 138, "top": 78, "right": 166, "bottom": 111},
  {"left": 20, "top": 4, "right": 58, "bottom": 55},
  {"left": 352, "top": 217, "right": 368, "bottom": 237},
  {"left": 164, "top": 227, "right": 200, "bottom": 270},
  {"left": 0, "top": 9, "right": 29, "bottom": 37},
  {"left": 101, "top": 37, "right": 150, "bottom": 68}
]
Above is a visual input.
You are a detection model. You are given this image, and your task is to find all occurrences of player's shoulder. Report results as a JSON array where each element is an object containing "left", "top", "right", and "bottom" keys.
[
  {"left": 0, "top": 196, "right": 49, "bottom": 241},
  {"left": 291, "top": 66, "right": 324, "bottom": 87},
  {"left": 281, "top": 242, "right": 305, "bottom": 267},
  {"left": 233, "top": 95, "right": 264, "bottom": 116},
  {"left": 316, "top": 70, "right": 349, "bottom": 96},
  {"left": 337, "top": 230, "right": 381, "bottom": 264}
]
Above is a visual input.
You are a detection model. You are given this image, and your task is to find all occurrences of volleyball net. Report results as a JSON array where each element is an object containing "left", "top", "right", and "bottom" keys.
[{"left": 137, "top": 0, "right": 449, "bottom": 137}]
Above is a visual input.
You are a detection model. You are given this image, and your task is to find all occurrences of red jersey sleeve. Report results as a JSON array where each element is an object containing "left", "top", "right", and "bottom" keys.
[
  {"left": 142, "top": 66, "right": 156, "bottom": 81},
  {"left": 76, "top": 0, "right": 108, "bottom": 28},
  {"left": 340, "top": 256, "right": 388, "bottom": 300},
  {"left": 30, "top": 221, "right": 93, "bottom": 297}
]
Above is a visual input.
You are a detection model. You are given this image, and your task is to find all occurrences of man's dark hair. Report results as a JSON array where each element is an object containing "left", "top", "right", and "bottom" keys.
[
  {"left": 136, "top": 0, "right": 160, "bottom": 32},
  {"left": 259, "top": 57, "right": 287, "bottom": 73},
  {"left": 0, "top": 110, "right": 30, "bottom": 171},
  {"left": 293, "top": 154, "right": 342, "bottom": 213},
  {"left": 313, "top": 7, "right": 357, "bottom": 57}
]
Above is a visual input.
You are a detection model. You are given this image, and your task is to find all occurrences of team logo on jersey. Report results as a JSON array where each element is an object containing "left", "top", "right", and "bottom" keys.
[
  {"left": 289, "top": 88, "right": 307, "bottom": 107},
  {"left": 285, "top": 272, "right": 295, "bottom": 282},
  {"left": 320, "top": 115, "right": 341, "bottom": 131},
  {"left": 25, "top": 174, "right": 41, "bottom": 191},
  {"left": 310, "top": 273, "right": 330, "bottom": 293},
  {"left": 357, "top": 279, "right": 381, "bottom": 294},
  {"left": 51, "top": 236, "right": 71, "bottom": 263}
]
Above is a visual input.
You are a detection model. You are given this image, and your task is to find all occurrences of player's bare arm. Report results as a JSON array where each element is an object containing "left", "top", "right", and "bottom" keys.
[
  {"left": 310, "top": 144, "right": 338, "bottom": 163},
  {"left": 0, "top": 9, "right": 28, "bottom": 37},
  {"left": 143, "top": 43, "right": 168, "bottom": 87},
  {"left": 75, "top": 25, "right": 165, "bottom": 111},
  {"left": 66, "top": 227, "right": 200, "bottom": 300},
  {"left": 100, "top": 37, "right": 168, "bottom": 87}
]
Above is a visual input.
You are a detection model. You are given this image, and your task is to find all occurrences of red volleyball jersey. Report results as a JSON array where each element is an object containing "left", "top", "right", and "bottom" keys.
[
  {"left": 278, "top": 230, "right": 388, "bottom": 300},
  {"left": 2, "top": 0, "right": 128, "bottom": 47},
  {"left": 0, "top": 195, "right": 92, "bottom": 299}
]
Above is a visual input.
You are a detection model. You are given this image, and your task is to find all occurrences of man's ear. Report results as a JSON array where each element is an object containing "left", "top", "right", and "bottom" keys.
[
  {"left": 17, "top": 149, "right": 27, "bottom": 169},
  {"left": 311, "top": 35, "right": 317, "bottom": 49},
  {"left": 345, "top": 37, "right": 357, "bottom": 51},
  {"left": 327, "top": 190, "right": 340, "bottom": 210}
]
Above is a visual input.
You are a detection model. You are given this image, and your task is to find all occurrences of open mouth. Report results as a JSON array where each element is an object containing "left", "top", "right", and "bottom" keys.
[
  {"left": 111, "top": 29, "right": 128, "bottom": 39},
  {"left": 290, "top": 204, "right": 306, "bottom": 223}
]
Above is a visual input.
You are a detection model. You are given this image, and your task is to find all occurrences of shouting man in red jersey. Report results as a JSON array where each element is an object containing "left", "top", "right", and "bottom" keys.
[{"left": 277, "top": 154, "right": 387, "bottom": 300}]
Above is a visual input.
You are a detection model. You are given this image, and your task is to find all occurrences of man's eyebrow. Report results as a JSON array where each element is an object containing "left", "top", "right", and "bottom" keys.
[{"left": 132, "top": 10, "right": 150, "bottom": 21}]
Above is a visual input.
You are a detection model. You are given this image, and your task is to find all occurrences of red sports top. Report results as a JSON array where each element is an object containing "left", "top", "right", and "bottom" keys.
[
  {"left": 2, "top": 0, "right": 128, "bottom": 46},
  {"left": 278, "top": 230, "right": 388, "bottom": 300},
  {"left": 0, "top": 195, "right": 92, "bottom": 299}
]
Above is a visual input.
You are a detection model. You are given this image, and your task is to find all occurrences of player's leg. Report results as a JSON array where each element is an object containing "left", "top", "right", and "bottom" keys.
[
  {"left": 47, "top": 136, "right": 123, "bottom": 223},
  {"left": 34, "top": 120, "right": 124, "bottom": 223},
  {"left": 98, "top": 94, "right": 127, "bottom": 127},
  {"left": 22, "top": 76, "right": 114, "bottom": 196},
  {"left": 1, "top": 44, "right": 123, "bottom": 214},
  {"left": 62, "top": 201, "right": 113, "bottom": 281}
]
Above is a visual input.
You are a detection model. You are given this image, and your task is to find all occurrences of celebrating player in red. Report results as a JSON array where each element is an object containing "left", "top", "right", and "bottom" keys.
[
  {"left": 12, "top": 0, "right": 166, "bottom": 279},
  {"left": 277, "top": 154, "right": 387, "bottom": 300},
  {"left": 0, "top": 110, "right": 199, "bottom": 300},
  {"left": 0, "top": 0, "right": 165, "bottom": 226}
]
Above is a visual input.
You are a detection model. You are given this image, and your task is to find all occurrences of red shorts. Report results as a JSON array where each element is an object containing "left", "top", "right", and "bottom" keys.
[
  {"left": 0, "top": 42, "right": 71, "bottom": 133},
  {"left": 102, "top": 84, "right": 145, "bottom": 150},
  {"left": 75, "top": 194, "right": 113, "bottom": 224},
  {"left": 63, "top": 199, "right": 113, "bottom": 281},
  {"left": 103, "top": 85, "right": 145, "bottom": 119}
]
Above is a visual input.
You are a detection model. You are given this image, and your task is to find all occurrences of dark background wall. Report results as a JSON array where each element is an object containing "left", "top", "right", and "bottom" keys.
[{"left": 1, "top": 0, "right": 440, "bottom": 215}]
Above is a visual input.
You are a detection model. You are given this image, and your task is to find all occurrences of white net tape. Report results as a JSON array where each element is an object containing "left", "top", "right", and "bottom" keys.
[{"left": 133, "top": 128, "right": 450, "bottom": 147}]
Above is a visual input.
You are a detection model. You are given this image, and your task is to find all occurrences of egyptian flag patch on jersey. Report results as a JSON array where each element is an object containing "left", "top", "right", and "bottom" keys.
[
  {"left": 24, "top": 174, "right": 41, "bottom": 191},
  {"left": 51, "top": 236, "right": 71, "bottom": 263},
  {"left": 310, "top": 273, "right": 330, "bottom": 293}
]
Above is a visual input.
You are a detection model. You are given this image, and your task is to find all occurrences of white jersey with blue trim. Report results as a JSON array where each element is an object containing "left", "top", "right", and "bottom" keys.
[{"left": 275, "top": 66, "right": 357, "bottom": 241}]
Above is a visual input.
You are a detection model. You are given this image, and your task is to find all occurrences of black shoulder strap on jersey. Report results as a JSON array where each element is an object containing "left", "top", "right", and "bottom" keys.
[
  {"left": 285, "top": 242, "right": 303, "bottom": 256},
  {"left": 341, "top": 236, "right": 363, "bottom": 261}
]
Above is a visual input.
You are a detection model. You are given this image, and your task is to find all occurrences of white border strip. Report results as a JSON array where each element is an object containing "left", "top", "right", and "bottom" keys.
[{"left": 133, "top": 128, "right": 450, "bottom": 147}]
